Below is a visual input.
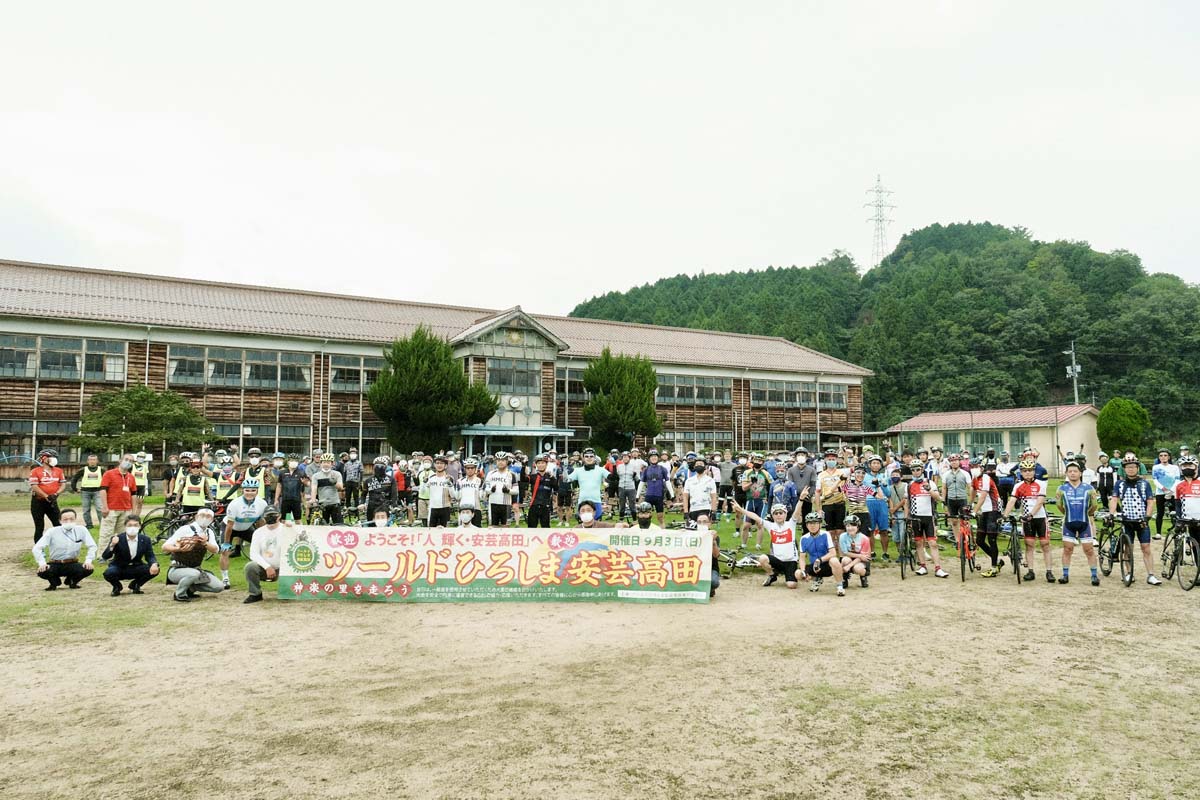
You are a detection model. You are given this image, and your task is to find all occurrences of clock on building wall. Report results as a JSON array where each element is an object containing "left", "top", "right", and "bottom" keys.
[{"left": 508, "top": 397, "right": 522, "bottom": 409}]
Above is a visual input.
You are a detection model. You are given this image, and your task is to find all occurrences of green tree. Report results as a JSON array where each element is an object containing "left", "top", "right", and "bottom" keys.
[
  {"left": 69, "top": 384, "right": 215, "bottom": 455},
  {"left": 1097, "top": 397, "right": 1152, "bottom": 454},
  {"left": 581, "top": 347, "right": 662, "bottom": 450},
  {"left": 367, "top": 326, "right": 499, "bottom": 454}
]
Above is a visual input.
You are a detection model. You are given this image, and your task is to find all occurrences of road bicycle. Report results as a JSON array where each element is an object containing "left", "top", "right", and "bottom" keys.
[
  {"left": 1100, "top": 516, "right": 1139, "bottom": 587},
  {"left": 1160, "top": 515, "right": 1200, "bottom": 591},
  {"left": 945, "top": 509, "right": 977, "bottom": 582},
  {"left": 895, "top": 513, "right": 914, "bottom": 581},
  {"left": 1001, "top": 515, "right": 1023, "bottom": 584},
  {"left": 1096, "top": 512, "right": 1119, "bottom": 578}
]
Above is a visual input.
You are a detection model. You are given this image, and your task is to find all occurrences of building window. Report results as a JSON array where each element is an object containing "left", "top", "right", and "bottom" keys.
[
  {"left": 38, "top": 337, "right": 82, "bottom": 380},
  {"left": 330, "top": 355, "right": 362, "bottom": 392},
  {"left": 750, "top": 431, "right": 818, "bottom": 452},
  {"left": 556, "top": 368, "right": 588, "bottom": 402},
  {"left": 361, "top": 425, "right": 388, "bottom": 458},
  {"left": 0, "top": 335, "right": 37, "bottom": 378},
  {"left": 279, "top": 352, "right": 312, "bottom": 390},
  {"left": 168, "top": 345, "right": 206, "bottom": 386},
  {"left": 84, "top": 339, "right": 126, "bottom": 382},
  {"left": 363, "top": 357, "right": 385, "bottom": 390},
  {"left": 942, "top": 432, "right": 961, "bottom": 451},
  {"left": 277, "top": 425, "right": 311, "bottom": 456},
  {"left": 818, "top": 383, "right": 847, "bottom": 409},
  {"left": 241, "top": 424, "right": 278, "bottom": 455},
  {"left": 487, "top": 358, "right": 539, "bottom": 395},
  {"left": 207, "top": 347, "right": 243, "bottom": 387},
  {"left": 751, "top": 379, "right": 817, "bottom": 408},
  {"left": 967, "top": 431, "right": 1004, "bottom": 455},
  {"left": 661, "top": 375, "right": 731, "bottom": 406},
  {"left": 0, "top": 418, "right": 34, "bottom": 459},
  {"left": 36, "top": 419, "right": 80, "bottom": 462},
  {"left": 1009, "top": 430, "right": 1030, "bottom": 451},
  {"left": 244, "top": 350, "right": 279, "bottom": 390}
]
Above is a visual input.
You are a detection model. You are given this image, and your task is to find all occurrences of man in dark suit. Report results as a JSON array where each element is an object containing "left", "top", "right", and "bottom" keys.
[{"left": 101, "top": 514, "right": 160, "bottom": 596}]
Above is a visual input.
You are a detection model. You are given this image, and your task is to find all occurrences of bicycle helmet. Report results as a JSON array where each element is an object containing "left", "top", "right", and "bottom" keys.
[
  {"left": 37, "top": 448, "right": 57, "bottom": 460},
  {"left": 463, "top": 458, "right": 479, "bottom": 468},
  {"left": 534, "top": 453, "right": 547, "bottom": 463},
  {"left": 636, "top": 501, "right": 654, "bottom": 514},
  {"left": 218, "top": 454, "right": 234, "bottom": 465},
  {"left": 1063, "top": 460, "right": 1081, "bottom": 472},
  {"left": 247, "top": 447, "right": 262, "bottom": 456},
  {"left": 804, "top": 511, "right": 823, "bottom": 524},
  {"left": 272, "top": 451, "right": 285, "bottom": 459},
  {"left": 909, "top": 463, "right": 924, "bottom": 475},
  {"left": 433, "top": 454, "right": 448, "bottom": 464},
  {"left": 1122, "top": 453, "right": 1140, "bottom": 466},
  {"left": 1180, "top": 455, "right": 1198, "bottom": 468},
  {"left": 262, "top": 506, "right": 281, "bottom": 524},
  {"left": 868, "top": 454, "right": 883, "bottom": 465},
  {"left": 844, "top": 514, "right": 861, "bottom": 527},
  {"left": 215, "top": 449, "right": 228, "bottom": 457},
  {"left": 241, "top": 478, "right": 260, "bottom": 491},
  {"left": 769, "top": 503, "right": 789, "bottom": 515},
  {"left": 373, "top": 456, "right": 390, "bottom": 466},
  {"left": 1018, "top": 459, "right": 1037, "bottom": 471}
]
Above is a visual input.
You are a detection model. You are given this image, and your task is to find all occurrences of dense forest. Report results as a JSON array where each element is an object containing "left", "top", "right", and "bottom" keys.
[{"left": 570, "top": 223, "right": 1200, "bottom": 442}]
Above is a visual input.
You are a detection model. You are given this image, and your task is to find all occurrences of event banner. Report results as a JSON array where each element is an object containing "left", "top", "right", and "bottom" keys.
[{"left": 276, "top": 525, "right": 711, "bottom": 604}]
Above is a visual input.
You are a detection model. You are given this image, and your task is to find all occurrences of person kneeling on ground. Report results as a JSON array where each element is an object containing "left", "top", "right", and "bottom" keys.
[
  {"left": 734, "top": 499, "right": 802, "bottom": 590},
  {"left": 244, "top": 506, "right": 284, "bottom": 604},
  {"left": 101, "top": 514, "right": 159, "bottom": 596},
  {"left": 163, "top": 507, "right": 223, "bottom": 602},
  {"left": 32, "top": 508, "right": 95, "bottom": 591},
  {"left": 838, "top": 514, "right": 872, "bottom": 590},
  {"left": 800, "top": 511, "right": 846, "bottom": 596}
]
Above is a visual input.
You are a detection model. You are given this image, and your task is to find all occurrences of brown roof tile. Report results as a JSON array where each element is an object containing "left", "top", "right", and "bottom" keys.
[{"left": 887, "top": 404, "right": 1097, "bottom": 432}]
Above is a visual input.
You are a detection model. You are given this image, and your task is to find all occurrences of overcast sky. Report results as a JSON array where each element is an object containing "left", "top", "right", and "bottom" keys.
[{"left": 2, "top": 1, "right": 1196, "bottom": 315}]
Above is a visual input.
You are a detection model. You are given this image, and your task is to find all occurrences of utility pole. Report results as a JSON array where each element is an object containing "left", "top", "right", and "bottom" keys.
[
  {"left": 1063, "top": 340, "right": 1081, "bottom": 404},
  {"left": 864, "top": 175, "right": 896, "bottom": 268}
]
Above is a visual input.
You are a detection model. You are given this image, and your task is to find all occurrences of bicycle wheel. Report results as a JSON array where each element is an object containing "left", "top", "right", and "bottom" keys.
[
  {"left": 143, "top": 515, "right": 169, "bottom": 546},
  {"left": 1008, "top": 528, "right": 1022, "bottom": 584},
  {"left": 959, "top": 528, "right": 967, "bottom": 583},
  {"left": 1119, "top": 532, "right": 1135, "bottom": 587},
  {"left": 899, "top": 523, "right": 910, "bottom": 581},
  {"left": 1161, "top": 534, "right": 1178, "bottom": 580},
  {"left": 1099, "top": 532, "right": 1113, "bottom": 575},
  {"left": 1177, "top": 536, "right": 1199, "bottom": 591}
]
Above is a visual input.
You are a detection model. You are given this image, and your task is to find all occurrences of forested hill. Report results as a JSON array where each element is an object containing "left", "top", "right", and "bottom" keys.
[{"left": 569, "top": 222, "right": 1200, "bottom": 440}]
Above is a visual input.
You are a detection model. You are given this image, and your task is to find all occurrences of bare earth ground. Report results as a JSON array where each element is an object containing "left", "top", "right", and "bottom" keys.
[{"left": 2, "top": 508, "right": 1198, "bottom": 800}]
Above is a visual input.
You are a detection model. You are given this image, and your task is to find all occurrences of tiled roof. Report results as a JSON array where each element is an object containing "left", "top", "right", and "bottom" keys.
[
  {"left": 0, "top": 259, "right": 872, "bottom": 377},
  {"left": 887, "top": 404, "right": 1098, "bottom": 432}
]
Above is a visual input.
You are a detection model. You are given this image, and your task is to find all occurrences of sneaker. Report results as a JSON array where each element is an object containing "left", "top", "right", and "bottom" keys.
[
  {"left": 1045, "top": 571, "right": 1056, "bottom": 584},
  {"left": 172, "top": 594, "right": 193, "bottom": 603},
  {"left": 762, "top": 574, "right": 778, "bottom": 587},
  {"left": 934, "top": 567, "right": 949, "bottom": 578},
  {"left": 860, "top": 575, "right": 868, "bottom": 588},
  {"left": 1091, "top": 576, "right": 1101, "bottom": 586},
  {"left": 1152, "top": 533, "right": 1162, "bottom": 540},
  {"left": 810, "top": 578, "right": 822, "bottom": 593},
  {"left": 1023, "top": 569, "right": 1035, "bottom": 582},
  {"left": 1058, "top": 575, "right": 1069, "bottom": 584},
  {"left": 1147, "top": 575, "right": 1163, "bottom": 586},
  {"left": 996, "top": 558, "right": 1006, "bottom": 570},
  {"left": 130, "top": 586, "right": 144, "bottom": 594},
  {"left": 222, "top": 579, "right": 231, "bottom": 590},
  {"left": 243, "top": 594, "right": 263, "bottom": 604},
  {"left": 882, "top": 552, "right": 892, "bottom": 561},
  {"left": 981, "top": 567, "right": 997, "bottom": 578},
  {"left": 837, "top": 585, "right": 846, "bottom": 596},
  {"left": 44, "top": 585, "right": 58, "bottom": 591},
  {"left": 111, "top": 586, "right": 122, "bottom": 596},
  {"left": 915, "top": 565, "right": 928, "bottom": 576}
]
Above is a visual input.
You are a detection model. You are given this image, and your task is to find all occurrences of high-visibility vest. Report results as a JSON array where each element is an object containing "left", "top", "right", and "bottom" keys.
[
  {"left": 131, "top": 462, "right": 148, "bottom": 487},
  {"left": 180, "top": 475, "right": 213, "bottom": 508},
  {"left": 80, "top": 465, "right": 104, "bottom": 489}
]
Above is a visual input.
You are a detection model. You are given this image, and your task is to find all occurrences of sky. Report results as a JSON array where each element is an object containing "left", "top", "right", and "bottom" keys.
[{"left": 2, "top": 1, "right": 1197, "bottom": 315}]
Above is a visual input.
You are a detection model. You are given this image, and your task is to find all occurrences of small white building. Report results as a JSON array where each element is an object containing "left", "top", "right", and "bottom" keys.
[{"left": 886, "top": 404, "right": 1100, "bottom": 477}]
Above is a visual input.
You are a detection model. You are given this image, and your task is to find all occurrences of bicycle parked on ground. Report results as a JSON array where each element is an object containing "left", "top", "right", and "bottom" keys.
[
  {"left": 1102, "top": 515, "right": 1139, "bottom": 588},
  {"left": 1160, "top": 514, "right": 1200, "bottom": 591},
  {"left": 945, "top": 509, "right": 977, "bottom": 582},
  {"left": 895, "top": 513, "right": 914, "bottom": 581},
  {"left": 1096, "top": 511, "right": 1120, "bottom": 578},
  {"left": 1002, "top": 514, "right": 1023, "bottom": 584}
]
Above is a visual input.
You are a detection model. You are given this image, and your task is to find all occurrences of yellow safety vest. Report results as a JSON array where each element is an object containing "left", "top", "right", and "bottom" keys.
[
  {"left": 132, "top": 462, "right": 148, "bottom": 487},
  {"left": 180, "top": 475, "right": 213, "bottom": 508},
  {"left": 80, "top": 465, "right": 103, "bottom": 489}
]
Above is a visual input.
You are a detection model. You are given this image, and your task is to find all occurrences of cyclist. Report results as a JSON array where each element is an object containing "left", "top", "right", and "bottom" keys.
[
  {"left": 221, "top": 478, "right": 267, "bottom": 588},
  {"left": 526, "top": 454, "right": 558, "bottom": 529},
  {"left": 739, "top": 454, "right": 773, "bottom": 549},
  {"left": 973, "top": 460, "right": 1004, "bottom": 577},
  {"left": 838, "top": 513, "right": 871, "bottom": 589},
  {"left": 1173, "top": 455, "right": 1200, "bottom": 555},
  {"left": 862, "top": 454, "right": 891, "bottom": 557},
  {"left": 1109, "top": 453, "right": 1162, "bottom": 585},
  {"left": 817, "top": 449, "right": 848, "bottom": 542},
  {"left": 130, "top": 451, "right": 150, "bottom": 515},
  {"left": 1151, "top": 449, "right": 1180, "bottom": 540},
  {"left": 799, "top": 510, "right": 846, "bottom": 595},
  {"left": 637, "top": 449, "right": 672, "bottom": 529},
  {"left": 941, "top": 453, "right": 974, "bottom": 519},
  {"left": 683, "top": 455, "right": 719, "bottom": 525},
  {"left": 309, "top": 453, "right": 345, "bottom": 524},
  {"left": 908, "top": 463, "right": 948, "bottom": 578},
  {"left": 1056, "top": 461, "right": 1100, "bottom": 586},
  {"left": 364, "top": 456, "right": 399, "bottom": 524},
  {"left": 769, "top": 463, "right": 798, "bottom": 518},
  {"left": 1003, "top": 459, "right": 1056, "bottom": 584},
  {"left": 177, "top": 458, "right": 215, "bottom": 513},
  {"left": 556, "top": 456, "right": 575, "bottom": 527},
  {"left": 995, "top": 450, "right": 1016, "bottom": 507},
  {"left": 425, "top": 454, "right": 454, "bottom": 527},
  {"left": 274, "top": 455, "right": 308, "bottom": 523},
  {"left": 1095, "top": 452, "right": 1115, "bottom": 508},
  {"left": 485, "top": 453, "right": 516, "bottom": 526},
  {"left": 455, "top": 457, "right": 484, "bottom": 528},
  {"left": 567, "top": 448, "right": 608, "bottom": 520},
  {"left": 212, "top": 454, "right": 243, "bottom": 508},
  {"left": 883, "top": 462, "right": 911, "bottom": 562},
  {"left": 843, "top": 465, "right": 873, "bottom": 532},
  {"left": 735, "top": 500, "right": 802, "bottom": 589}
]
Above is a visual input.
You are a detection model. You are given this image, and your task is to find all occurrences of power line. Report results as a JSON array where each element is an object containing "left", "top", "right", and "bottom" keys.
[{"left": 864, "top": 175, "right": 895, "bottom": 269}]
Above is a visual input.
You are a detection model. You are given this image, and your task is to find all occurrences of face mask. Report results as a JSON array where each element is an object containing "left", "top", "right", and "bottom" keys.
[
  {"left": 797, "top": 456, "right": 807, "bottom": 465},
  {"left": 350, "top": 453, "right": 358, "bottom": 460},
  {"left": 637, "top": 517, "right": 652, "bottom": 529},
  {"left": 579, "top": 512, "right": 595, "bottom": 523},
  {"left": 125, "top": 526, "right": 140, "bottom": 536},
  {"left": 1184, "top": 468, "right": 1197, "bottom": 479},
  {"left": 249, "top": 457, "right": 261, "bottom": 466},
  {"left": 738, "top": 458, "right": 747, "bottom": 465},
  {"left": 121, "top": 460, "right": 134, "bottom": 471},
  {"left": 375, "top": 465, "right": 387, "bottom": 477},
  {"left": 423, "top": 463, "right": 432, "bottom": 471},
  {"left": 222, "top": 465, "right": 233, "bottom": 475},
  {"left": 288, "top": 461, "right": 298, "bottom": 470},
  {"left": 459, "top": 512, "right": 474, "bottom": 525},
  {"left": 273, "top": 459, "right": 284, "bottom": 467},
  {"left": 169, "top": 460, "right": 178, "bottom": 467}
]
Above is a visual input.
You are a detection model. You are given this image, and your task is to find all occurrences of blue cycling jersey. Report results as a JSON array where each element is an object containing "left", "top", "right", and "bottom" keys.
[{"left": 1057, "top": 482, "right": 1093, "bottom": 524}]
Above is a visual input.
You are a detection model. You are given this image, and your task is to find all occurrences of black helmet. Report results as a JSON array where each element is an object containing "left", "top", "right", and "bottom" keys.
[
  {"left": 636, "top": 501, "right": 654, "bottom": 514},
  {"left": 844, "top": 514, "right": 861, "bottom": 527},
  {"left": 262, "top": 506, "right": 281, "bottom": 524}
]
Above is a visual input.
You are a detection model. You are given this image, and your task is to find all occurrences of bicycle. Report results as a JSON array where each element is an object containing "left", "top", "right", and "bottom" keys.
[
  {"left": 1103, "top": 517, "right": 1139, "bottom": 588},
  {"left": 945, "top": 510, "right": 977, "bottom": 582},
  {"left": 895, "top": 513, "right": 914, "bottom": 581},
  {"left": 1096, "top": 511, "right": 1119, "bottom": 577},
  {"left": 1161, "top": 515, "right": 1200, "bottom": 591},
  {"left": 1002, "top": 515, "right": 1023, "bottom": 585}
]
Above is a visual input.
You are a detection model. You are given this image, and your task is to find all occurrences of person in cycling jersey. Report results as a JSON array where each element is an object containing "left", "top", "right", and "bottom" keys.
[
  {"left": 973, "top": 460, "right": 1004, "bottom": 577},
  {"left": 364, "top": 456, "right": 399, "bottom": 523},
  {"left": 221, "top": 479, "right": 267, "bottom": 588},
  {"left": 1003, "top": 459, "right": 1056, "bottom": 584},
  {"left": 309, "top": 454, "right": 345, "bottom": 524},
  {"left": 907, "top": 463, "right": 948, "bottom": 578},
  {"left": 1173, "top": 455, "right": 1200, "bottom": 551},
  {"left": 1057, "top": 461, "right": 1100, "bottom": 586},
  {"left": 1151, "top": 448, "right": 1180, "bottom": 540},
  {"left": 799, "top": 511, "right": 846, "bottom": 596},
  {"left": 735, "top": 500, "right": 802, "bottom": 589},
  {"left": 568, "top": 448, "right": 608, "bottom": 520},
  {"left": 838, "top": 513, "right": 871, "bottom": 590},
  {"left": 636, "top": 449, "right": 672, "bottom": 529},
  {"left": 862, "top": 454, "right": 891, "bottom": 557},
  {"left": 1109, "top": 453, "right": 1163, "bottom": 585}
]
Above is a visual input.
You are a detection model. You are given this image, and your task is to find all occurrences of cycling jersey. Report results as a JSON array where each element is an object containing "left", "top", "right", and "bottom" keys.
[
  {"left": 1115, "top": 478, "right": 1153, "bottom": 520},
  {"left": 1057, "top": 481, "right": 1093, "bottom": 524},
  {"left": 1152, "top": 463, "right": 1181, "bottom": 496},
  {"left": 863, "top": 470, "right": 891, "bottom": 498},
  {"left": 844, "top": 480, "right": 872, "bottom": 514},
  {"left": 131, "top": 462, "right": 148, "bottom": 488},
  {"left": 425, "top": 473, "right": 454, "bottom": 509},
  {"left": 1175, "top": 479, "right": 1200, "bottom": 520},
  {"left": 799, "top": 530, "right": 835, "bottom": 563},
  {"left": 485, "top": 468, "right": 516, "bottom": 505},
  {"left": 818, "top": 469, "right": 846, "bottom": 505},
  {"left": 1012, "top": 480, "right": 1047, "bottom": 519},
  {"left": 973, "top": 474, "right": 999, "bottom": 513},
  {"left": 456, "top": 476, "right": 483, "bottom": 510},
  {"left": 640, "top": 463, "right": 670, "bottom": 499},
  {"left": 942, "top": 468, "right": 972, "bottom": 501},
  {"left": 838, "top": 530, "right": 872, "bottom": 556},
  {"left": 225, "top": 496, "right": 267, "bottom": 532},
  {"left": 765, "top": 521, "right": 798, "bottom": 562},
  {"left": 179, "top": 474, "right": 215, "bottom": 508},
  {"left": 908, "top": 479, "right": 934, "bottom": 517}
]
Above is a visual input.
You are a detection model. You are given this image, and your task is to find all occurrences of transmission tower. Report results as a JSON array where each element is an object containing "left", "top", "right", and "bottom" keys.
[{"left": 864, "top": 174, "right": 896, "bottom": 267}]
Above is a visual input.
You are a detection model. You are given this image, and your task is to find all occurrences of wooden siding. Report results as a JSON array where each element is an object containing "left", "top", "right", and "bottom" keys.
[
  {"left": 311, "top": 354, "right": 329, "bottom": 449},
  {"left": 35, "top": 381, "right": 81, "bottom": 417},
  {"left": 848, "top": 384, "right": 863, "bottom": 430},
  {"left": 540, "top": 362, "right": 555, "bottom": 419},
  {"left": 328, "top": 392, "right": 362, "bottom": 425},
  {"left": 732, "top": 378, "right": 751, "bottom": 450},
  {"left": 278, "top": 391, "right": 310, "bottom": 424},
  {"left": 0, "top": 382, "right": 37, "bottom": 416},
  {"left": 204, "top": 389, "right": 242, "bottom": 421},
  {"left": 242, "top": 389, "right": 278, "bottom": 421}
]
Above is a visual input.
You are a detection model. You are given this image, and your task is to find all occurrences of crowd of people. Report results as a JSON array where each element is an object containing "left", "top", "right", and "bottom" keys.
[{"left": 25, "top": 439, "right": 1200, "bottom": 602}]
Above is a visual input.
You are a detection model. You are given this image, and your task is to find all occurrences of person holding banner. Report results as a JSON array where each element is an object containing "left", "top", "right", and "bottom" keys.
[
  {"left": 243, "top": 506, "right": 283, "bottom": 604},
  {"left": 526, "top": 454, "right": 558, "bottom": 528},
  {"left": 425, "top": 455, "right": 455, "bottom": 527},
  {"left": 576, "top": 500, "right": 622, "bottom": 529}
]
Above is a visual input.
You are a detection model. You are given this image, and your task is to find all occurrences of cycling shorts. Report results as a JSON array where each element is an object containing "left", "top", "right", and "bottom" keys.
[
  {"left": 766, "top": 555, "right": 798, "bottom": 583},
  {"left": 718, "top": 484, "right": 733, "bottom": 499},
  {"left": 1120, "top": 519, "right": 1151, "bottom": 545},
  {"left": 744, "top": 498, "right": 766, "bottom": 519},
  {"left": 642, "top": 495, "right": 664, "bottom": 513},
  {"left": 805, "top": 560, "right": 835, "bottom": 579},
  {"left": 911, "top": 515, "right": 935, "bottom": 540},
  {"left": 823, "top": 503, "right": 846, "bottom": 531},
  {"left": 1061, "top": 519, "right": 1092, "bottom": 544},
  {"left": 1022, "top": 518, "right": 1049, "bottom": 540},
  {"left": 977, "top": 510, "right": 999, "bottom": 535}
]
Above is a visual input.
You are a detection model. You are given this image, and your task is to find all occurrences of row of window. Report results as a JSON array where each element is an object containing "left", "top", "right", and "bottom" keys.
[
  {"left": 655, "top": 431, "right": 735, "bottom": 452},
  {"left": 487, "top": 358, "right": 541, "bottom": 395},
  {"left": 168, "top": 346, "right": 316, "bottom": 390},
  {"left": 749, "top": 380, "right": 848, "bottom": 409},
  {"left": 939, "top": 431, "right": 1029, "bottom": 452},
  {"left": 329, "top": 355, "right": 386, "bottom": 393},
  {"left": 657, "top": 375, "right": 733, "bottom": 405},
  {"left": 0, "top": 335, "right": 126, "bottom": 382},
  {"left": 749, "top": 431, "right": 821, "bottom": 452}
]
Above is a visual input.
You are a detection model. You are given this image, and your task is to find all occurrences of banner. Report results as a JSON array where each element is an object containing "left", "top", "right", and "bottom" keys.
[{"left": 276, "top": 525, "right": 711, "bottom": 603}]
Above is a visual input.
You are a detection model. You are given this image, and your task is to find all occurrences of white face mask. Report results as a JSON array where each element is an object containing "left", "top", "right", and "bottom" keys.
[
  {"left": 349, "top": 453, "right": 358, "bottom": 460},
  {"left": 274, "top": 459, "right": 284, "bottom": 467},
  {"left": 738, "top": 458, "right": 747, "bottom": 465},
  {"left": 249, "top": 457, "right": 261, "bottom": 466},
  {"left": 579, "top": 512, "right": 594, "bottom": 523},
  {"left": 459, "top": 511, "right": 474, "bottom": 525},
  {"left": 49, "top": 457, "right": 59, "bottom": 467},
  {"left": 375, "top": 517, "right": 389, "bottom": 527},
  {"left": 797, "top": 456, "right": 807, "bottom": 465},
  {"left": 125, "top": 526, "right": 140, "bottom": 536}
]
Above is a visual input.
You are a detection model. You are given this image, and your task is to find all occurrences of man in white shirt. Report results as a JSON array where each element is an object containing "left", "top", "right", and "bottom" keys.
[
  {"left": 163, "top": 508, "right": 223, "bottom": 602},
  {"left": 682, "top": 456, "right": 718, "bottom": 522},
  {"left": 456, "top": 458, "right": 484, "bottom": 527},
  {"left": 485, "top": 454, "right": 515, "bottom": 527},
  {"left": 221, "top": 479, "right": 268, "bottom": 588},
  {"left": 32, "top": 508, "right": 96, "bottom": 590},
  {"left": 243, "top": 506, "right": 283, "bottom": 604}
]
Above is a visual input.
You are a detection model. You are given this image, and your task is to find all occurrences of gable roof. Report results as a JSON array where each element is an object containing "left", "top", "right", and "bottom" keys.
[
  {"left": 0, "top": 258, "right": 873, "bottom": 377},
  {"left": 448, "top": 306, "right": 569, "bottom": 351},
  {"left": 887, "top": 404, "right": 1098, "bottom": 433}
]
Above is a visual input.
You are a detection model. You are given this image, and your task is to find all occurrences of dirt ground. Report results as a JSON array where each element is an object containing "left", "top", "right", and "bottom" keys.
[{"left": 2, "top": 509, "right": 1198, "bottom": 800}]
